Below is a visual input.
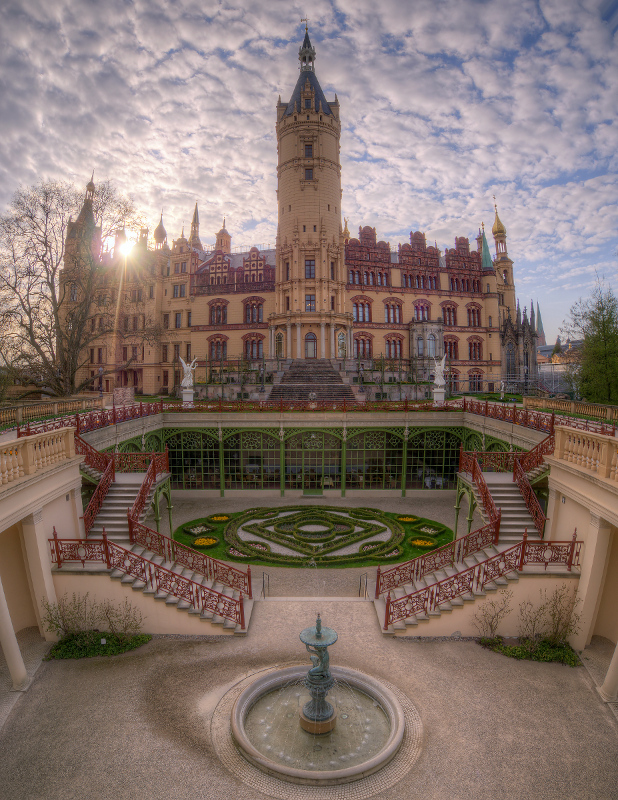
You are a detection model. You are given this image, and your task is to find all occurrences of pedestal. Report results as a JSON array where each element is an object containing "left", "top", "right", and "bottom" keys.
[
  {"left": 181, "top": 388, "right": 194, "bottom": 405},
  {"left": 432, "top": 387, "right": 446, "bottom": 405}
]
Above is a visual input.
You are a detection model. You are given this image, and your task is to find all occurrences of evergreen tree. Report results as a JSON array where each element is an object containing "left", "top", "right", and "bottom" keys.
[{"left": 562, "top": 282, "right": 618, "bottom": 403}]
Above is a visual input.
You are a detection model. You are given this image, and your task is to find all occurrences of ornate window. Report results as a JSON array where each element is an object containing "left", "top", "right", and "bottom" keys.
[
  {"left": 209, "top": 300, "right": 228, "bottom": 325},
  {"left": 417, "top": 337, "right": 424, "bottom": 357},
  {"left": 442, "top": 304, "right": 457, "bottom": 326},
  {"left": 469, "top": 371, "right": 483, "bottom": 392},
  {"left": 444, "top": 338, "right": 459, "bottom": 360},
  {"left": 243, "top": 333, "right": 265, "bottom": 360},
  {"left": 305, "top": 332, "right": 317, "bottom": 358},
  {"left": 353, "top": 334, "right": 372, "bottom": 358},
  {"left": 467, "top": 306, "right": 481, "bottom": 327},
  {"left": 414, "top": 302, "right": 431, "bottom": 321},
  {"left": 209, "top": 337, "right": 228, "bottom": 360},
  {"left": 384, "top": 335, "right": 403, "bottom": 359},
  {"left": 384, "top": 300, "right": 402, "bottom": 323},
  {"left": 468, "top": 339, "right": 482, "bottom": 360},
  {"left": 427, "top": 334, "right": 436, "bottom": 358}
]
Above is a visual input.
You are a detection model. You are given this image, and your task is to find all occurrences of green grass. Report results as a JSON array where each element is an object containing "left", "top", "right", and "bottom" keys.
[
  {"left": 44, "top": 632, "right": 152, "bottom": 659},
  {"left": 479, "top": 636, "right": 580, "bottom": 667},
  {"left": 172, "top": 507, "right": 453, "bottom": 568}
]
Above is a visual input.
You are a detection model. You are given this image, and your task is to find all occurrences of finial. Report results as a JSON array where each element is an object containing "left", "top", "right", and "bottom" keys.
[
  {"left": 315, "top": 613, "right": 322, "bottom": 637},
  {"left": 301, "top": 16, "right": 309, "bottom": 32},
  {"left": 482, "top": 221, "right": 485, "bottom": 231}
]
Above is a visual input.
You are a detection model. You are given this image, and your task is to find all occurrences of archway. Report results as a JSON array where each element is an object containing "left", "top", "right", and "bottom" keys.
[{"left": 305, "top": 332, "right": 317, "bottom": 359}]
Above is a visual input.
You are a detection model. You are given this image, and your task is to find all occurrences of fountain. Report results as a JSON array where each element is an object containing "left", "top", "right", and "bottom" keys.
[{"left": 231, "top": 614, "right": 406, "bottom": 786}]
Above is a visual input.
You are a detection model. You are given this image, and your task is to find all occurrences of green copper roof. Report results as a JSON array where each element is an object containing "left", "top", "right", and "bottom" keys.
[{"left": 481, "top": 230, "right": 494, "bottom": 272}]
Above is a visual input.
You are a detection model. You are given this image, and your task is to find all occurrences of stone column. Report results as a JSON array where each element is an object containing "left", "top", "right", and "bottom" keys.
[
  {"left": 21, "top": 510, "right": 57, "bottom": 640},
  {"left": 296, "top": 322, "right": 302, "bottom": 359},
  {"left": 320, "top": 322, "right": 326, "bottom": 359},
  {"left": 286, "top": 323, "right": 292, "bottom": 359},
  {"left": 572, "top": 514, "right": 612, "bottom": 650},
  {"left": 330, "top": 323, "right": 335, "bottom": 359},
  {"left": 599, "top": 641, "right": 618, "bottom": 702},
  {"left": 0, "top": 571, "right": 28, "bottom": 690}
]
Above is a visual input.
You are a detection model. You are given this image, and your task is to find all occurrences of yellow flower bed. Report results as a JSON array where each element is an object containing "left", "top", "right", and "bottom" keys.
[
  {"left": 398, "top": 516, "right": 418, "bottom": 522},
  {"left": 194, "top": 537, "right": 218, "bottom": 547},
  {"left": 411, "top": 539, "right": 435, "bottom": 547},
  {"left": 211, "top": 515, "right": 229, "bottom": 522}
]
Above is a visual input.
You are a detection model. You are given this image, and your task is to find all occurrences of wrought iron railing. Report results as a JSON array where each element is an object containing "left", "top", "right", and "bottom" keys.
[
  {"left": 383, "top": 533, "right": 581, "bottom": 629},
  {"left": 513, "top": 460, "right": 547, "bottom": 536},
  {"left": 375, "top": 517, "right": 500, "bottom": 598},
  {"left": 49, "top": 530, "right": 245, "bottom": 629}
]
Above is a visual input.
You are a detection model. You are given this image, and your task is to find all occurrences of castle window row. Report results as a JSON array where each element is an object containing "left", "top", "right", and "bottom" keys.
[{"left": 348, "top": 270, "right": 390, "bottom": 286}]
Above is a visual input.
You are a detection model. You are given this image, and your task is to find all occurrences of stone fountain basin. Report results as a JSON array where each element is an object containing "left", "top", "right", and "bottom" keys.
[{"left": 231, "top": 665, "right": 406, "bottom": 786}]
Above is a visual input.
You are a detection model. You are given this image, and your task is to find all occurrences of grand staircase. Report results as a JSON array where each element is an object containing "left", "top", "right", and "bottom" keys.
[
  {"left": 72, "top": 463, "right": 253, "bottom": 634},
  {"left": 269, "top": 360, "right": 356, "bottom": 403},
  {"left": 467, "top": 472, "right": 542, "bottom": 545}
]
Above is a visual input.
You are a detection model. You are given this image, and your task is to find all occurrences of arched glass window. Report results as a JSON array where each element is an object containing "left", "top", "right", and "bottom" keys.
[
  {"left": 305, "top": 332, "right": 317, "bottom": 358},
  {"left": 417, "top": 338, "right": 424, "bottom": 357},
  {"left": 428, "top": 334, "right": 436, "bottom": 357}
]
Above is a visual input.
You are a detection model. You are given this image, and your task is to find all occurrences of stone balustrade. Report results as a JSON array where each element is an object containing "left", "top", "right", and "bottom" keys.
[
  {"left": 553, "top": 426, "right": 618, "bottom": 482},
  {"left": 524, "top": 396, "right": 618, "bottom": 422},
  {"left": 0, "top": 428, "right": 76, "bottom": 491}
]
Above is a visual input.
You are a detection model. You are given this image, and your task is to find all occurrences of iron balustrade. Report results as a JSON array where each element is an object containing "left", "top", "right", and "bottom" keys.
[
  {"left": 375, "top": 517, "right": 500, "bottom": 598},
  {"left": 383, "top": 533, "right": 581, "bottom": 629},
  {"left": 49, "top": 530, "right": 246, "bottom": 629},
  {"left": 513, "top": 459, "right": 547, "bottom": 536}
]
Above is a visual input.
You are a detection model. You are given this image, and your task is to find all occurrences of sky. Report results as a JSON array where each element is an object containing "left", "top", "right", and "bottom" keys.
[{"left": 1, "top": 0, "right": 617, "bottom": 342}]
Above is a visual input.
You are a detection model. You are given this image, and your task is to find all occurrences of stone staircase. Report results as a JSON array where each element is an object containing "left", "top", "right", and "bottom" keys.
[
  {"left": 78, "top": 469, "right": 252, "bottom": 634},
  {"left": 268, "top": 359, "right": 356, "bottom": 403},
  {"left": 373, "top": 538, "right": 521, "bottom": 632},
  {"left": 469, "top": 472, "right": 542, "bottom": 545},
  {"left": 373, "top": 469, "right": 550, "bottom": 633}
]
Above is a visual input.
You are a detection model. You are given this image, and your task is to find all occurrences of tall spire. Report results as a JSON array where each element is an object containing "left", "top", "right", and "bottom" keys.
[
  {"left": 299, "top": 21, "right": 316, "bottom": 72},
  {"left": 536, "top": 301, "right": 546, "bottom": 345},
  {"left": 189, "top": 202, "right": 201, "bottom": 249},
  {"left": 481, "top": 228, "right": 494, "bottom": 273}
]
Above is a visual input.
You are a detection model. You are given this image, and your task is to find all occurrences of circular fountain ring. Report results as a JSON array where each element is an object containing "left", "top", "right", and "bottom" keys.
[{"left": 231, "top": 665, "right": 406, "bottom": 786}]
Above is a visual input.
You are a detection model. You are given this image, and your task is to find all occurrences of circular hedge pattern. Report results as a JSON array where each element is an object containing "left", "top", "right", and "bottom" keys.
[{"left": 224, "top": 506, "right": 405, "bottom": 565}]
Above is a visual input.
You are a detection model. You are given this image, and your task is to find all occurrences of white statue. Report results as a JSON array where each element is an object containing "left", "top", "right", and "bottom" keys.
[
  {"left": 179, "top": 356, "right": 197, "bottom": 389},
  {"left": 433, "top": 354, "right": 447, "bottom": 388}
]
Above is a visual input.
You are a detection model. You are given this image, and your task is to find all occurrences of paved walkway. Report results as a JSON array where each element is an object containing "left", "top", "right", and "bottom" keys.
[{"left": 0, "top": 603, "right": 616, "bottom": 800}]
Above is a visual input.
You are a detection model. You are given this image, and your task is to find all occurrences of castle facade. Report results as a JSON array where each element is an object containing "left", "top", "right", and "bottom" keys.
[{"left": 62, "top": 31, "right": 536, "bottom": 397}]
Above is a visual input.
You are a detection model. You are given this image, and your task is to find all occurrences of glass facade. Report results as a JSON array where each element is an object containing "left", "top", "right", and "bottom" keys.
[{"left": 163, "top": 426, "right": 506, "bottom": 493}]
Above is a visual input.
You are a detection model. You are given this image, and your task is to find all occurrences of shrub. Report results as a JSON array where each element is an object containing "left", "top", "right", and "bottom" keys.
[
  {"left": 472, "top": 590, "right": 513, "bottom": 637},
  {"left": 41, "top": 593, "right": 147, "bottom": 653}
]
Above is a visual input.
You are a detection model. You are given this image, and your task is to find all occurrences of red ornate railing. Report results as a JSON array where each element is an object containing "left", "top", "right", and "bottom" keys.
[
  {"left": 125, "top": 448, "right": 252, "bottom": 598},
  {"left": 16, "top": 397, "right": 617, "bottom": 439},
  {"left": 75, "top": 433, "right": 113, "bottom": 475},
  {"left": 375, "top": 517, "right": 500, "bottom": 597},
  {"left": 383, "top": 533, "right": 581, "bottom": 628},
  {"left": 128, "top": 518, "right": 252, "bottom": 597},
  {"left": 519, "top": 434, "right": 555, "bottom": 473},
  {"left": 82, "top": 459, "right": 114, "bottom": 534},
  {"left": 50, "top": 530, "right": 245, "bottom": 629},
  {"left": 513, "top": 459, "right": 547, "bottom": 536}
]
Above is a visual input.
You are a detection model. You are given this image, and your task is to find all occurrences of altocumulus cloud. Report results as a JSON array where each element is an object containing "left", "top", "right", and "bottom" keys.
[{"left": 0, "top": 0, "right": 616, "bottom": 338}]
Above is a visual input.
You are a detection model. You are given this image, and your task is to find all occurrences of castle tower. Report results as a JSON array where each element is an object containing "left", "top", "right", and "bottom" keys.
[
  {"left": 492, "top": 202, "right": 515, "bottom": 324},
  {"left": 189, "top": 203, "right": 202, "bottom": 250},
  {"left": 216, "top": 219, "right": 231, "bottom": 253},
  {"left": 154, "top": 213, "right": 168, "bottom": 250},
  {"left": 271, "top": 26, "right": 351, "bottom": 360}
]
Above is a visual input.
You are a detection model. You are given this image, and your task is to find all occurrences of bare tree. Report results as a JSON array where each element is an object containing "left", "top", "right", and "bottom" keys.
[{"left": 0, "top": 179, "right": 155, "bottom": 397}]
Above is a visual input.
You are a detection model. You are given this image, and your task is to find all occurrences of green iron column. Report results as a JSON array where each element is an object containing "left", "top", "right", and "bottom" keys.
[
  {"left": 341, "top": 436, "right": 346, "bottom": 498},
  {"left": 280, "top": 434, "right": 285, "bottom": 497},
  {"left": 401, "top": 438, "right": 408, "bottom": 498},
  {"left": 219, "top": 433, "right": 225, "bottom": 497}
]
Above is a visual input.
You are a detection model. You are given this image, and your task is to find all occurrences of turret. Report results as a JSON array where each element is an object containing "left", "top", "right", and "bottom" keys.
[{"left": 216, "top": 219, "right": 231, "bottom": 253}]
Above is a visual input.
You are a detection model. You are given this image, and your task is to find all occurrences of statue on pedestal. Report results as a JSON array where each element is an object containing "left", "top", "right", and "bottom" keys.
[{"left": 179, "top": 357, "right": 197, "bottom": 389}]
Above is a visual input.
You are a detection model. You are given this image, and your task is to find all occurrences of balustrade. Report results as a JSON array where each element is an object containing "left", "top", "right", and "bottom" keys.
[
  {"left": 553, "top": 426, "right": 618, "bottom": 482},
  {"left": 0, "top": 428, "right": 76, "bottom": 491}
]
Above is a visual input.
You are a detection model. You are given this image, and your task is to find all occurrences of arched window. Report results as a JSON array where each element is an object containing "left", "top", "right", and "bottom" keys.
[
  {"left": 506, "top": 342, "right": 516, "bottom": 377},
  {"left": 417, "top": 337, "right": 424, "bottom": 357},
  {"left": 305, "top": 332, "right": 317, "bottom": 358},
  {"left": 275, "top": 332, "right": 284, "bottom": 358},
  {"left": 428, "top": 334, "right": 436, "bottom": 358}
]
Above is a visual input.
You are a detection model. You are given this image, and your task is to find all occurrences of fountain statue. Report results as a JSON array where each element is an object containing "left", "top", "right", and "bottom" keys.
[
  {"left": 299, "top": 614, "right": 338, "bottom": 733},
  {"left": 230, "top": 613, "right": 407, "bottom": 785}
]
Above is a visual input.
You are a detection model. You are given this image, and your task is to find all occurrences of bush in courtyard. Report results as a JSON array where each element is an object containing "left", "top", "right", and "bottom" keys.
[
  {"left": 41, "top": 593, "right": 150, "bottom": 659},
  {"left": 472, "top": 590, "right": 513, "bottom": 637}
]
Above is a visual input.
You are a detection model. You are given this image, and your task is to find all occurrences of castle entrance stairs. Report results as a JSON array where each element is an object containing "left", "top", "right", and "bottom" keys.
[{"left": 268, "top": 359, "right": 356, "bottom": 403}]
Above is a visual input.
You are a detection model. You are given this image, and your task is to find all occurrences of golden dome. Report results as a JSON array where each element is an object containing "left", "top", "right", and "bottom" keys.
[{"left": 492, "top": 206, "right": 506, "bottom": 236}]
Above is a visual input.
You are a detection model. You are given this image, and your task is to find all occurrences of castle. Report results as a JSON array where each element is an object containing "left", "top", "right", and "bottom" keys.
[{"left": 61, "top": 29, "right": 537, "bottom": 397}]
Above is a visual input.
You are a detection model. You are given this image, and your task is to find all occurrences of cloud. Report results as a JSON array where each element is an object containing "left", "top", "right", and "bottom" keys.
[{"left": 0, "top": 0, "right": 616, "bottom": 342}]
